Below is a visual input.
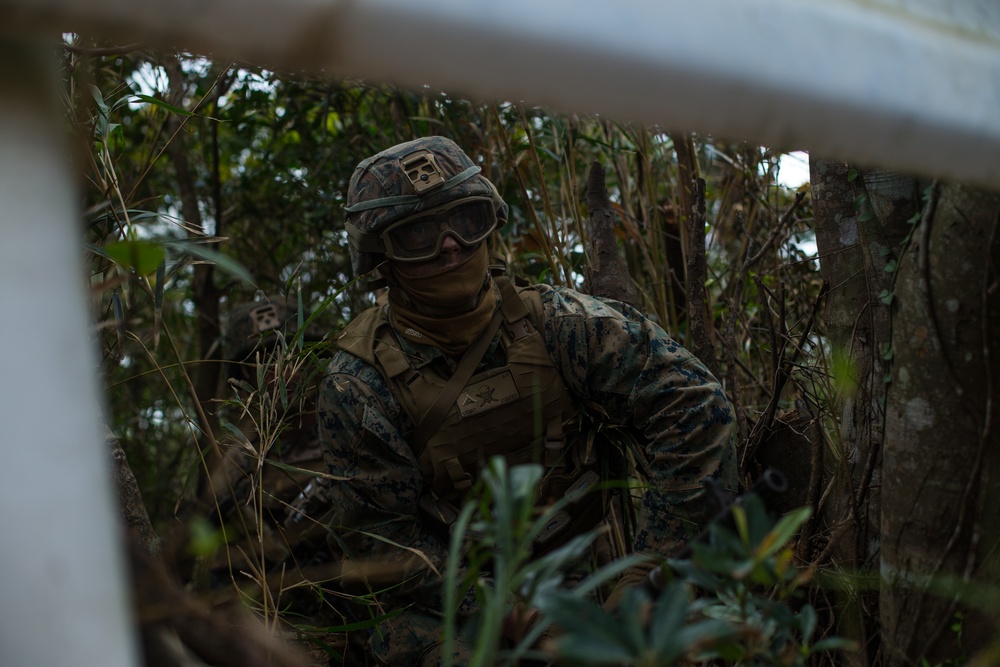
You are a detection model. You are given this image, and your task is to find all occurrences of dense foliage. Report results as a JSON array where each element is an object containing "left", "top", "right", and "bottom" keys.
[{"left": 67, "top": 42, "right": 844, "bottom": 665}]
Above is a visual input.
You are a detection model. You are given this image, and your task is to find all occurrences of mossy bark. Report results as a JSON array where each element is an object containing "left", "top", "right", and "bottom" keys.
[
  {"left": 881, "top": 183, "right": 1000, "bottom": 666},
  {"left": 811, "top": 159, "right": 921, "bottom": 666}
]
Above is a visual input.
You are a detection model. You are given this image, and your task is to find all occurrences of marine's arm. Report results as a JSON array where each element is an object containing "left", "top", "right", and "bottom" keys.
[
  {"left": 538, "top": 286, "right": 737, "bottom": 559},
  {"left": 317, "top": 351, "right": 459, "bottom": 604}
]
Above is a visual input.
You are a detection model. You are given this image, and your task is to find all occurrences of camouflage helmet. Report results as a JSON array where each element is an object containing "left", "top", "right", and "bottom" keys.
[
  {"left": 223, "top": 297, "right": 322, "bottom": 366},
  {"left": 344, "top": 136, "right": 508, "bottom": 277}
]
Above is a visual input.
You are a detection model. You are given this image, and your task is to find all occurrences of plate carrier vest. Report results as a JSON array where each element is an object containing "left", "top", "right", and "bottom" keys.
[{"left": 337, "top": 277, "right": 605, "bottom": 552}]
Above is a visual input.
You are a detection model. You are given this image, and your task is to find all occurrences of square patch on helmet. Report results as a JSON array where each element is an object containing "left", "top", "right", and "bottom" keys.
[
  {"left": 401, "top": 150, "right": 446, "bottom": 193},
  {"left": 250, "top": 303, "right": 281, "bottom": 333}
]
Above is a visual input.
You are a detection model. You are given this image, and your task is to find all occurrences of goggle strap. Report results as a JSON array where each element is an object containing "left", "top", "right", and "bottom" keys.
[
  {"left": 345, "top": 221, "right": 385, "bottom": 253},
  {"left": 344, "top": 166, "right": 482, "bottom": 213}
]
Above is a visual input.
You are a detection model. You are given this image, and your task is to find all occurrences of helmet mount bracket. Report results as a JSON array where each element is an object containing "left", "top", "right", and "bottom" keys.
[
  {"left": 401, "top": 150, "right": 446, "bottom": 193},
  {"left": 249, "top": 303, "right": 281, "bottom": 333}
]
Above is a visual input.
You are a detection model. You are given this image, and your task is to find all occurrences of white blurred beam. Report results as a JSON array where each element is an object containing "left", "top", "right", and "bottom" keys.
[
  {"left": 0, "top": 43, "right": 139, "bottom": 667},
  {"left": 6, "top": 0, "right": 1000, "bottom": 188}
]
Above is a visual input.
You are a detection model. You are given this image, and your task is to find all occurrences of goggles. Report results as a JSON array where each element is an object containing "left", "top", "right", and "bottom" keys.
[{"left": 350, "top": 197, "right": 498, "bottom": 263}]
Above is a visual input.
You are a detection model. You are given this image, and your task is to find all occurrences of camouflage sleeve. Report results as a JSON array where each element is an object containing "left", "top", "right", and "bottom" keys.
[
  {"left": 317, "top": 350, "right": 463, "bottom": 608},
  {"left": 537, "top": 285, "right": 737, "bottom": 558}
]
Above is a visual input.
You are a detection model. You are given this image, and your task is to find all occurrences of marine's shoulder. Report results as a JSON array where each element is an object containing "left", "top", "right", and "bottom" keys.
[
  {"left": 326, "top": 346, "right": 381, "bottom": 377},
  {"left": 535, "top": 284, "right": 634, "bottom": 320},
  {"left": 334, "top": 302, "right": 392, "bottom": 365},
  {"left": 320, "top": 345, "right": 401, "bottom": 418}
]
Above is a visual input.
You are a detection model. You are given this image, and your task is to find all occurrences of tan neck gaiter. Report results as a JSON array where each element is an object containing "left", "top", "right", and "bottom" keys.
[{"left": 388, "top": 245, "right": 499, "bottom": 356}]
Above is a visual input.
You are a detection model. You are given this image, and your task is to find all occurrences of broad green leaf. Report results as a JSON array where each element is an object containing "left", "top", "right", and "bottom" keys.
[
  {"left": 674, "top": 619, "right": 743, "bottom": 658},
  {"left": 799, "top": 604, "right": 818, "bottom": 641},
  {"left": 649, "top": 582, "right": 691, "bottom": 655},
  {"left": 105, "top": 239, "right": 166, "bottom": 276},
  {"left": 89, "top": 84, "right": 109, "bottom": 114},
  {"left": 164, "top": 240, "right": 254, "bottom": 285},
  {"left": 757, "top": 506, "right": 812, "bottom": 560},
  {"left": 131, "top": 93, "right": 198, "bottom": 117}
]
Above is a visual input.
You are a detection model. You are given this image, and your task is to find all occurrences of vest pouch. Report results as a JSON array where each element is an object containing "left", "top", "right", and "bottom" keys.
[
  {"left": 418, "top": 493, "right": 460, "bottom": 545},
  {"left": 535, "top": 510, "right": 572, "bottom": 546},
  {"left": 533, "top": 469, "right": 606, "bottom": 554}
]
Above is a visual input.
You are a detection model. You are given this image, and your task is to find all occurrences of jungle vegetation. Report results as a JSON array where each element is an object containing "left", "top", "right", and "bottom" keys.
[{"left": 68, "top": 41, "right": 1000, "bottom": 667}]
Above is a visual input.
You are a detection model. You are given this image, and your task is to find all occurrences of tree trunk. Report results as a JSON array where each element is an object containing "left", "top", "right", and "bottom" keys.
[
  {"left": 584, "top": 161, "right": 640, "bottom": 308},
  {"left": 882, "top": 183, "right": 1000, "bottom": 666},
  {"left": 811, "top": 159, "right": 921, "bottom": 666}
]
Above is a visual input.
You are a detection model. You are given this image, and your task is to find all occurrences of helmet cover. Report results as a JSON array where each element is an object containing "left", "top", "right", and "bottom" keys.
[
  {"left": 223, "top": 297, "right": 323, "bottom": 365},
  {"left": 344, "top": 136, "right": 507, "bottom": 277}
]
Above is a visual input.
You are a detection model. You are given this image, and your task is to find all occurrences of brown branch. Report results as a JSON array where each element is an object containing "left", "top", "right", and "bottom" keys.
[
  {"left": 584, "top": 161, "right": 640, "bottom": 307},
  {"left": 686, "top": 177, "right": 719, "bottom": 376},
  {"left": 64, "top": 42, "right": 144, "bottom": 56},
  {"left": 109, "top": 428, "right": 161, "bottom": 556},
  {"left": 726, "top": 191, "right": 806, "bottom": 464}
]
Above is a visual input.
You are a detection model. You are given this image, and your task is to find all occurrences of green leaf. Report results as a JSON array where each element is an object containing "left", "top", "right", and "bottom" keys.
[
  {"left": 617, "top": 587, "right": 650, "bottom": 655},
  {"left": 799, "top": 604, "right": 818, "bottom": 641},
  {"left": 847, "top": 168, "right": 859, "bottom": 182},
  {"left": 546, "top": 598, "right": 635, "bottom": 665},
  {"left": 878, "top": 289, "right": 894, "bottom": 305},
  {"left": 164, "top": 240, "right": 255, "bottom": 285},
  {"left": 552, "top": 636, "right": 634, "bottom": 665},
  {"left": 757, "top": 506, "right": 812, "bottom": 560},
  {"left": 811, "top": 637, "right": 860, "bottom": 652},
  {"left": 649, "top": 583, "right": 692, "bottom": 656},
  {"left": 222, "top": 422, "right": 253, "bottom": 447},
  {"left": 131, "top": 93, "right": 197, "bottom": 117},
  {"left": 187, "top": 516, "right": 227, "bottom": 557},
  {"left": 884, "top": 259, "right": 898, "bottom": 273},
  {"left": 277, "top": 372, "right": 289, "bottom": 410},
  {"left": 674, "top": 619, "right": 742, "bottom": 658},
  {"left": 228, "top": 378, "right": 256, "bottom": 395},
  {"left": 731, "top": 504, "right": 750, "bottom": 545},
  {"left": 104, "top": 239, "right": 166, "bottom": 276},
  {"left": 89, "top": 84, "right": 109, "bottom": 114}
]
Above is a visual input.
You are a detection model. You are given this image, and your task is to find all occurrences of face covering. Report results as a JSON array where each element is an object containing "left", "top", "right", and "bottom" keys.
[{"left": 388, "top": 244, "right": 498, "bottom": 356}]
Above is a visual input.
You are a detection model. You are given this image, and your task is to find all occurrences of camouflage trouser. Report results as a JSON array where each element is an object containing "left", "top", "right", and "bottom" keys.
[{"left": 369, "top": 605, "right": 473, "bottom": 667}]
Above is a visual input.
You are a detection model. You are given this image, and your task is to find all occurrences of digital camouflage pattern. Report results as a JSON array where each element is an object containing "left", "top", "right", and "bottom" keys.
[{"left": 317, "top": 283, "right": 737, "bottom": 666}]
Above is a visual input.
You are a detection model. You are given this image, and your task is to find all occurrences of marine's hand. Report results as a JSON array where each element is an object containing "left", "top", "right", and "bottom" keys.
[
  {"left": 602, "top": 563, "right": 657, "bottom": 611},
  {"left": 502, "top": 602, "right": 541, "bottom": 644}
]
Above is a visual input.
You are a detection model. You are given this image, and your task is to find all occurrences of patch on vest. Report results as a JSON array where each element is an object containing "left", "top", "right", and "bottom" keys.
[{"left": 457, "top": 368, "right": 520, "bottom": 417}]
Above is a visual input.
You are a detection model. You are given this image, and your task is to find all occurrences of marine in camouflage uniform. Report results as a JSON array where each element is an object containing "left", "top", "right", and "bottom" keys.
[
  {"left": 202, "top": 298, "right": 332, "bottom": 598},
  {"left": 317, "top": 137, "right": 737, "bottom": 666}
]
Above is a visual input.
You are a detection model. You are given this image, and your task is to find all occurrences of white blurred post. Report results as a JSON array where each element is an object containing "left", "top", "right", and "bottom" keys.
[
  {"left": 0, "top": 42, "right": 139, "bottom": 667},
  {"left": 6, "top": 0, "right": 1000, "bottom": 188}
]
